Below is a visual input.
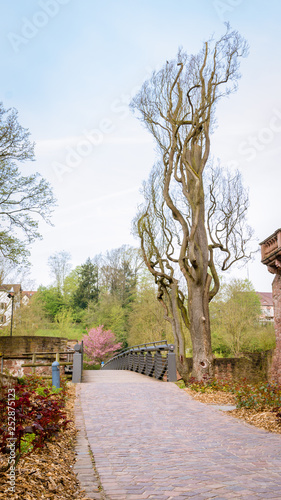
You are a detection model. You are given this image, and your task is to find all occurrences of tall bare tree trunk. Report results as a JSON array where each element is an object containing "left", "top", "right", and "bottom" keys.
[
  {"left": 187, "top": 278, "right": 213, "bottom": 379},
  {"left": 186, "top": 179, "right": 213, "bottom": 380},
  {"left": 170, "top": 282, "right": 190, "bottom": 381}
]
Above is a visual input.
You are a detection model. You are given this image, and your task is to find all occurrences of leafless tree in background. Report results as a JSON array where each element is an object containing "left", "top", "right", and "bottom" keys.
[{"left": 48, "top": 251, "right": 72, "bottom": 293}]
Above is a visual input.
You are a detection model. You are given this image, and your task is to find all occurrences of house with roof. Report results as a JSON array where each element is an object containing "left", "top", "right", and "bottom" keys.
[
  {"left": 21, "top": 291, "right": 37, "bottom": 306},
  {"left": 0, "top": 284, "right": 22, "bottom": 327},
  {"left": 0, "top": 285, "right": 36, "bottom": 327},
  {"left": 256, "top": 292, "right": 274, "bottom": 322}
]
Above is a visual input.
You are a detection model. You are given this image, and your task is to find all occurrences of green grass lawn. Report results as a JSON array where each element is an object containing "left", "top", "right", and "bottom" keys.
[
  {"left": 0, "top": 326, "right": 86, "bottom": 341},
  {"left": 34, "top": 327, "right": 86, "bottom": 340}
]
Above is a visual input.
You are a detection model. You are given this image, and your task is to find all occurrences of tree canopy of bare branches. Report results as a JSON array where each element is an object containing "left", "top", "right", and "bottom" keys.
[{"left": 131, "top": 26, "right": 252, "bottom": 380}]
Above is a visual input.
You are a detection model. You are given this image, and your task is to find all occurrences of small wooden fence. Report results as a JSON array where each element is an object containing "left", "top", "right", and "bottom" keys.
[
  {"left": 0, "top": 343, "right": 83, "bottom": 383},
  {"left": 22, "top": 350, "right": 74, "bottom": 376},
  {"left": 0, "top": 351, "right": 74, "bottom": 378}
]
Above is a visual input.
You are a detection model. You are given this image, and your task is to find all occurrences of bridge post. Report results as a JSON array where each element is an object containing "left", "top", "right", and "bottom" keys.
[
  {"left": 72, "top": 343, "right": 83, "bottom": 383},
  {"left": 167, "top": 345, "right": 177, "bottom": 382}
]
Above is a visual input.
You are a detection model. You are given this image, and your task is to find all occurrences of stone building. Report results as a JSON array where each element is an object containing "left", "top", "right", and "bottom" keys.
[{"left": 256, "top": 291, "right": 274, "bottom": 322}]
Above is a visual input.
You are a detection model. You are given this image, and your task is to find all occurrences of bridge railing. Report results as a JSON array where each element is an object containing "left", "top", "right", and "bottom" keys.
[{"left": 102, "top": 340, "right": 177, "bottom": 382}]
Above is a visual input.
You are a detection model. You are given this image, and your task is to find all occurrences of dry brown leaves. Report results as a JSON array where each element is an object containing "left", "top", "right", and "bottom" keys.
[
  {"left": 0, "top": 383, "right": 91, "bottom": 500},
  {"left": 228, "top": 407, "right": 281, "bottom": 434},
  {"left": 184, "top": 387, "right": 281, "bottom": 435},
  {"left": 184, "top": 388, "right": 236, "bottom": 406}
]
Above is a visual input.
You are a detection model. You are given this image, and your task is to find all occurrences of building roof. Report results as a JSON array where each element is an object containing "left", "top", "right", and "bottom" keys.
[
  {"left": 0, "top": 284, "right": 22, "bottom": 294},
  {"left": 256, "top": 292, "right": 273, "bottom": 306},
  {"left": 22, "top": 291, "right": 37, "bottom": 297}
]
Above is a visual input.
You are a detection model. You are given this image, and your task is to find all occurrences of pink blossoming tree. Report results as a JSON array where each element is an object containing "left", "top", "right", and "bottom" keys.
[{"left": 82, "top": 325, "right": 122, "bottom": 365}]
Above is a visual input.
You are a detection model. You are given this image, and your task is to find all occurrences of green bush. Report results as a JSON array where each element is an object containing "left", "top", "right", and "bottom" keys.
[
  {"left": 83, "top": 362, "right": 101, "bottom": 370},
  {"left": 187, "top": 377, "right": 237, "bottom": 393},
  {"left": 0, "top": 373, "right": 70, "bottom": 465},
  {"left": 185, "top": 377, "right": 281, "bottom": 412},
  {"left": 235, "top": 382, "right": 281, "bottom": 410}
]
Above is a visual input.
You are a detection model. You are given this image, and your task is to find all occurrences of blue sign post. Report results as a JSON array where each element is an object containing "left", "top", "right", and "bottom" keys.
[{"left": 52, "top": 360, "right": 60, "bottom": 389}]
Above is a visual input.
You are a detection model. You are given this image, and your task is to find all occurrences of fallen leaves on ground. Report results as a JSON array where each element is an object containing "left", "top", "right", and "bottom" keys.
[
  {"left": 228, "top": 407, "right": 281, "bottom": 434},
  {"left": 184, "top": 388, "right": 236, "bottom": 405},
  {"left": 184, "top": 387, "right": 281, "bottom": 434},
  {"left": 0, "top": 383, "right": 92, "bottom": 500}
]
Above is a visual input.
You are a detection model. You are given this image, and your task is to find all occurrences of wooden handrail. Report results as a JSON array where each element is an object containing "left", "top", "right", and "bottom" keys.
[{"left": 21, "top": 361, "right": 73, "bottom": 367}]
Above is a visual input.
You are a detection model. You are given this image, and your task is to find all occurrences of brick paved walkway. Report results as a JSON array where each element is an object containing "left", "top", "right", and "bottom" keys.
[{"left": 74, "top": 371, "right": 281, "bottom": 500}]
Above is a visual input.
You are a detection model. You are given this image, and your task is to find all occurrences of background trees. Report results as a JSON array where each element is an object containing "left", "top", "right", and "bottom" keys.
[
  {"left": 101, "top": 245, "right": 141, "bottom": 307},
  {"left": 5, "top": 246, "right": 146, "bottom": 346},
  {"left": 12, "top": 292, "right": 47, "bottom": 336},
  {"left": 127, "top": 272, "right": 175, "bottom": 346},
  {"left": 131, "top": 27, "right": 253, "bottom": 380},
  {"left": 86, "top": 295, "right": 126, "bottom": 345},
  {"left": 72, "top": 258, "right": 99, "bottom": 311},
  {"left": 36, "top": 286, "right": 65, "bottom": 322},
  {"left": 48, "top": 251, "right": 71, "bottom": 294},
  {"left": 210, "top": 279, "right": 275, "bottom": 356},
  {"left": 82, "top": 326, "right": 122, "bottom": 365},
  {"left": 4, "top": 245, "right": 275, "bottom": 365}
]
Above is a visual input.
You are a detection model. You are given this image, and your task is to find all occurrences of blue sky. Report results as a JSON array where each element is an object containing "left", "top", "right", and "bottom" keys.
[{"left": 0, "top": 0, "right": 280, "bottom": 291}]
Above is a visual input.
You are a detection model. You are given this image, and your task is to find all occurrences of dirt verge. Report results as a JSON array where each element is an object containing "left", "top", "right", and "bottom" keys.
[{"left": 184, "top": 387, "right": 281, "bottom": 434}]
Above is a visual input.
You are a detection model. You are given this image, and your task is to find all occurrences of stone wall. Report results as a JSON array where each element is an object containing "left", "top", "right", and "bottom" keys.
[
  {"left": 181, "top": 351, "right": 274, "bottom": 383},
  {"left": 213, "top": 351, "right": 273, "bottom": 383},
  {"left": 0, "top": 336, "right": 68, "bottom": 356},
  {"left": 271, "top": 274, "right": 281, "bottom": 383},
  {"left": 0, "top": 336, "right": 73, "bottom": 378}
]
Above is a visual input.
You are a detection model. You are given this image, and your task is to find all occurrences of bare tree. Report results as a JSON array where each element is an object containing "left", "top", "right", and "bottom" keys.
[
  {"left": 48, "top": 251, "right": 72, "bottom": 293},
  {"left": 0, "top": 256, "right": 35, "bottom": 289},
  {"left": 101, "top": 245, "right": 143, "bottom": 306},
  {"left": 206, "top": 164, "right": 254, "bottom": 278},
  {"left": 131, "top": 26, "right": 252, "bottom": 380},
  {"left": 134, "top": 166, "right": 190, "bottom": 379}
]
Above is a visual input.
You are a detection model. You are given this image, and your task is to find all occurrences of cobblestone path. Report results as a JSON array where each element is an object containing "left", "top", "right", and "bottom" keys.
[{"left": 74, "top": 371, "right": 281, "bottom": 500}]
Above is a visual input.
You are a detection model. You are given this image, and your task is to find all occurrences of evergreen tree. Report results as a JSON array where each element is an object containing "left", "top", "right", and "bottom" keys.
[{"left": 72, "top": 258, "right": 99, "bottom": 310}]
